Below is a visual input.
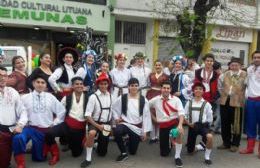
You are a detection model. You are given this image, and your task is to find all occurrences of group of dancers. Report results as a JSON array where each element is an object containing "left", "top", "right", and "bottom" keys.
[{"left": 0, "top": 47, "right": 259, "bottom": 168}]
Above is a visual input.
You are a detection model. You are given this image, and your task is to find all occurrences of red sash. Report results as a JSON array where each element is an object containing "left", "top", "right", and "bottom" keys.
[{"left": 65, "top": 116, "right": 86, "bottom": 130}]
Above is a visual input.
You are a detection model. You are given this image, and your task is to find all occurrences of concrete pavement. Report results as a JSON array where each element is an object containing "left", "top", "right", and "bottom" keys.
[{"left": 14, "top": 134, "right": 260, "bottom": 168}]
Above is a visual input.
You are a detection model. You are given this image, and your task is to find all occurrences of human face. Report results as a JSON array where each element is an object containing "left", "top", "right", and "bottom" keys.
[
  {"left": 117, "top": 58, "right": 126, "bottom": 68},
  {"left": 229, "top": 62, "right": 241, "bottom": 72},
  {"left": 63, "top": 53, "right": 74, "bottom": 65},
  {"left": 101, "top": 63, "right": 109, "bottom": 73},
  {"left": 14, "top": 58, "right": 26, "bottom": 71},
  {"left": 154, "top": 62, "right": 162, "bottom": 73},
  {"left": 174, "top": 60, "right": 182, "bottom": 71},
  {"left": 136, "top": 58, "right": 144, "bottom": 67},
  {"left": 161, "top": 84, "right": 171, "bottom": 98},
  {"left": 98, "top": 81, "right": 109, "bottom": 93},
  {"left": 193, "top": 86, "right": 204, "bottom": 98},
  {"left": 40, "top": 54, "right": 51, "bottom": 66},
  {"left": 128, "top": 83, "right": 139, "bottom": 95},
  {"left": 33, "top": 78, "right": 47, "bottom": 92},
  {"left": 0, "top": 69, "right": 7, "bottom": 87},
  {"left": 253, "top": 53, "right": 260, "bottom": 66},
  {"left": 72, "top": 80, "right": 84, "bottom": 93},
  {"left": 86, "top": 55, "right": 94, "bottom": 65},
  {"left": 204, "top": 58, "right": 214, "bottom": 69}
]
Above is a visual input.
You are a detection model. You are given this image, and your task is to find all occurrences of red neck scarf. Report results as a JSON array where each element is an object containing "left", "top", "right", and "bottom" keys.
[{"left": 162, "top": 97, "right": 178, "bottom": 116}]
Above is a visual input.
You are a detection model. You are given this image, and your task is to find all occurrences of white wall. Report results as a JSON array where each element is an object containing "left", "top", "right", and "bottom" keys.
[{"left": 114, "top": 19, "right": 154, "bottom": 68}]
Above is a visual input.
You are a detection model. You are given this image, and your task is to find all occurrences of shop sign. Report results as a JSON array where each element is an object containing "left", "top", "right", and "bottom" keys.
[
  {"left": 0, "top": 0, "right": 110, "bottom": 32},
  {"left": 212, "top": 26, "right": 253, "bottom": 43}
]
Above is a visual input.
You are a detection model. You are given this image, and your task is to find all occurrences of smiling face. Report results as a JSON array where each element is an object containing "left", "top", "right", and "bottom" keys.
[
  {"left": 72, "top": 79, "right": 84, "bottom": 93},
  {"left": 204, "top": 57, "right": 214, "bottom": 69},
  {"left": 161, "top": 84, "right": 171, "bottom": 98},
  {"left": 174, "top": 60, "right": 183, "bottom": 71},
  {"left": 117, "top": 58, "right": 126, "bottom": 68},
  {"left": 101, "top": 62, "right": 109, "bottom": 73},
  {"left": 14, "top": 57, "right": 26, "bottom": 71},
  {"left": 229, "top": 62, "right": 241, "bottom": 72},
  {"left": 63, "top": 53, "right": 74, "bottom": 65},
  {"left": 86, "top": 55, "right": 94, "bottom": 65},
  {"left": 0, "top": 69, "right": 7, "bottom": 88},
  {"left": 128, "top": 83, "right": 139, "bottom": 95},
  {"left": 253, "top": 53, "right": 260, "bottom": 66},
  {"left": 33, "top": 78, "right": 47, "bottom": 92},
  {"left": 193, "top": 86, "right": 204, "bottom": 98},
  {"left": 98, "top": 80, "right": 109, "bottom": 93},
  {"left": 40, "top": 54, "right": 51, "bottom": 67},
  {"left": 136, "top": 58, "right": 144, "bottom": 67},
  {"left": 154, "top": 61, "right": 163, "bottom": 73}
]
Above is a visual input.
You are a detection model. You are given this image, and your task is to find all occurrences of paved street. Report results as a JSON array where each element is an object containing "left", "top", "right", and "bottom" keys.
[{"left": 14, "top": 133, "right": 260, "bottom": 168}]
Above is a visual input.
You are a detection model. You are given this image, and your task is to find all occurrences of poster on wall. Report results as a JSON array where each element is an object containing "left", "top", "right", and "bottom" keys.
[{"left": 211, "top": 41, "right": 249, "bottom": 70}]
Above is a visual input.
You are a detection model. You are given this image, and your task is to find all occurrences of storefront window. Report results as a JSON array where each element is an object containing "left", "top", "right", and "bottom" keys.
[
  {"left": 115, "top": 21, "right": 146, "bottom": 45},
  {"left": 229, "top": 0, "right": 256, "bottom": 6},
  {"left": 64, "top": 0, "right": 107, "bottom": 5}
]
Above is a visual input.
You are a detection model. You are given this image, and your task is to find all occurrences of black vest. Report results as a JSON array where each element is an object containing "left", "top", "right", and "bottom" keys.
[
  {"left": 121, "top": 94, "right": 145, "bottom": 116},
  {"left": 57, "top": 65, "right": 77, "bottom": 84},
  {"left": 65, "top": 92, "right": 91, "bottom": 116}
]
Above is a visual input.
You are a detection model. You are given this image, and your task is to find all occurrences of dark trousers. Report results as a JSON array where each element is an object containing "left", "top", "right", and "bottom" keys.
[
  {"left": 159, "top": 125, "right": 176, "bottom": 157},
  {"left": 114, "top": 124, "right": 140, "bottom": 155},
  {"left": 187, "top": 123, "right": 210, "bottom": 153},
  {"left": 220, "top": 98, "right": 242, "bottom": 147},
  {"left": 0, "top": 131, "right": 12, "bottom": 168},
  {"left": 45, "top": 122, "right": 85, "bottom": 157}
]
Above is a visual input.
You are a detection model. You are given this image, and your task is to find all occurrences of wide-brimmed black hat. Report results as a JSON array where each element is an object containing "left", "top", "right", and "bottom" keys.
[
  {"left": 228, "top": 57, "right": 242, "bottom": 66},
  {"left": 57, "top": 47, "right": 79, "bottom": 65}
]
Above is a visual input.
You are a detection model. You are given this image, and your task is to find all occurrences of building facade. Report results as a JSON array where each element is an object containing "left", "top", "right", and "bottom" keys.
[{"left": 0, "top": 0, "right": 112, "bottom": 66}]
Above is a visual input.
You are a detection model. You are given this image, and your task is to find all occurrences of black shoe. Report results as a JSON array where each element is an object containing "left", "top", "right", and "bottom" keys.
[
  {"left": 175, "top": 158, "right": 183, "bottom": 168},
  {"left": 149, "top": 139, "right": 158, "bottom": 144},
  {"left": 116, "top": 154, "right": 128, "bottom": 162},
  {"left": 205, "top": 159, "right": 212, "bottom": 165},
  {"left": 61, "top": 144, "right": 70, "bottom": 152},
  {"left": 80, "top": 160, "right": 91, "bottom": 168}
]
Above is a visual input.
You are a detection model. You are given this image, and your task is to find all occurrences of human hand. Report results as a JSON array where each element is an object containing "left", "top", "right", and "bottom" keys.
[{"left": 13, "top": 126, "right": 23, "bottom": 134}]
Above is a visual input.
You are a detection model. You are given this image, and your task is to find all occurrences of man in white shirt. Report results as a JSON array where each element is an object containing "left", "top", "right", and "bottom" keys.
[
  {"left": 149, "top": 81, "right": 185, "bottom": 168},
  {"left": 12, "top": 74, "right": 65, "bottom": 168},
  {"left": 0, "top": 66, "right": 27, "bottom": 168},
  {"left": 130, "top": 52, "right": 151, "bottom": 97},
  {"left": 81, "top": 72, "right": 112, "bottom": 168},
  {"left": 44, "top": 77, "right": 91, "bottom": 165},
  {"left": 185, "top": 82, "right": 213, "bottom": 165},
  {"left": 112, "top": 78, "right": 152, "bottom": 162},
  {"left": 240, "top": 50, "right": 260, "bottom": 159}
]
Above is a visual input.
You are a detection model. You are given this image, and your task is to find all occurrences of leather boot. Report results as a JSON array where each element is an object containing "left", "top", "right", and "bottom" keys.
[
  {"left": 258, "top": 142, "right": 260, "bottom": 159},
  {"left": 49, "top": 144, "right": 60, "bottom": 165},
  {"left": 14, "top": 154, "right": 25, "bottom": 168},
  {"left": 43, "top": 144, "right": 50, "bottom": 158},
  {"left": 239, "top": 138, "right": 255, "bottom": 154}
]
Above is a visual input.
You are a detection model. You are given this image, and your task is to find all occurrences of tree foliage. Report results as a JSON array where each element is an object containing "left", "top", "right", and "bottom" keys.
[{"left": 151, "top": 0, "right": 256, "bottom": 61}]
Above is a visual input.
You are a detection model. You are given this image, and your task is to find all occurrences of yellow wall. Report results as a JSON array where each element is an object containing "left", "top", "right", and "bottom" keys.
[
  {"left": 152, "top": 20, "right": 160, "bottom": 64},
  {"left": 249, "top": 30, "right": 258, "bottom": 63}
]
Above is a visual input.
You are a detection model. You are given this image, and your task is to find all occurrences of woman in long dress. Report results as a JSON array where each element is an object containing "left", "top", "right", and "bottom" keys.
[{"left": 146, "top": 60, "right": 168, "bottom": 143}]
